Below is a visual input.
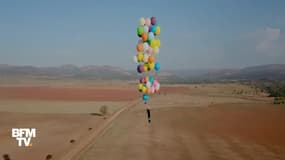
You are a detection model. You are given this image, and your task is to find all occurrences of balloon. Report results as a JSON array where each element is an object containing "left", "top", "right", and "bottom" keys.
[
  {"left": 145, "top": 18, "right": 151, "bottom": 26},
  {"left": 148, "top": 55, "right": 155, "bottom": 63},
  {"left": 147, "top": 47, "right": 153, "bottom": 54},
  {"left": 146, "top": 88, "right": 151, "bottom": 94},
  {"left": 144, "top": 76, "right": 149, "bottom": 83},
  {"left": 146, "top": 39, "right": 151, "bottom": 45},
  {"left": 153, "top": 79, "right": 158, "bottom": 85},
  {"left": 141, "top": 32, "right": 148, "bottom": 42},
  {"left": 143, "top": 26, "right": 149, "bottom": 33},
  {"left": 137, "top": 52, "right": 143, "bottom": 62},
  {"left": 139, "top": 65, "right": 144, "bottom": 73},
  {"left": 143, "top": 42, "right": 149, "bottom": 52},
  {"left": 133, "top": 55, "right": 138, "bottom": 63},
  {"left": 146, "top": 81, "right": 151, "bottom": 88},
  {"left": 156, "top": 39, "right": 161, "bottom": 47},
  {"left": 139, "top": 17, "right": 145, "bottom": 26},
  {"left": 136, "top": 43, "right": 143, "bottom": 52},
  {"left": 155, "top": 62, "right": 160, "bottom": 71},
  {"left": 148, "top": 32, "right": 154, "bottom": 40},
  {"left": 143, "top": 64, "right": 148, "bottom": 72},
  {"left": 153, "top": 47, "right": 159, "bottom": 54},
  {"left": 156, "top": 83, "right": 160, "bottom": 91},
  {"left": 150, "top": 39, "right": 156, "bottom": 48},
  {"left": 155, "top": 26, "right": 161, "bottom": 35},
  {"left": 142, "top": 86, "right": 147, "bottom": 93},
  {"left": 138, "top": 83, "right": 143, "bottom": 91},
  {"left": 137, "top": 65, "right": 142, "bottom": 73},
  {"left": 139, "top": 77, "right": 144, "bottom": 83},
  {"left": 137, "top": 26, "right": 144, "bottom": 36},
  {"left": 142, "top": 94, "right": 149, "bottom": 101},
  {"left": 149, "top": 76, "right": 154, "bottom": 83},
  {"left": 151, "top": 17, "right": 156, "bottom": 25},
  {"left": 143, "top": 54, "right": 149, "bottom": 62},
  {"left": 150, "top": 25, "right": 156, "bottom": 33},
  {"left": 149, "top": 62, "right": 155, "bottom": 70},
  {"left": 151, "top": 86, "right": 156, "bottom": 93}
]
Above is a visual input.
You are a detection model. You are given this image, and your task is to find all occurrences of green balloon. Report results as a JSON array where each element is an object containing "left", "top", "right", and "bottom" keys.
[
  {"left": 146, "top": 39, "right": 151, "bottom": 45},
  {"left": 137, "top": 26, "right": 144, "bottom": 36}
]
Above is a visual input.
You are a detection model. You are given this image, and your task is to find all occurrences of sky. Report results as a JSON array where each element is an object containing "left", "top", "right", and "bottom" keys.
[{"left": 0, "top": 0, "right": 284, "bottom": 69}]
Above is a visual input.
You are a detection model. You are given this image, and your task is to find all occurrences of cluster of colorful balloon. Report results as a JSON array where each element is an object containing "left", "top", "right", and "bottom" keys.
[
  {"left": 134, "top": 17, "right": 161, "bottom": 73},
  {"left": 134, "top": 17, "right": 161, "bottom": 103},
  {"left": 138, "top": 76, "right": 160, "bottom": 94}
]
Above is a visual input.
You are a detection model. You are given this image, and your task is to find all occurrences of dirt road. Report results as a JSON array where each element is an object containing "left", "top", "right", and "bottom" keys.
[{"left": 79, "top": 102, "right": 285, "bottom": 160}]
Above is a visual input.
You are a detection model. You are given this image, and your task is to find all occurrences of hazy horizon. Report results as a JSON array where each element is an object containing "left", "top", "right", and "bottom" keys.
[{"left": 1, "top": 0, "right": 285, "bottom": 70}]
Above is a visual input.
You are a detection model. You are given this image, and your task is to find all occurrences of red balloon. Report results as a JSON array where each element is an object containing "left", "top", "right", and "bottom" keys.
[
  {"left": 151, "top": 17, "right": 156, "bottom": 25},
  {"left": 139, "top": 77, "right": 144, "bottom": 83}
]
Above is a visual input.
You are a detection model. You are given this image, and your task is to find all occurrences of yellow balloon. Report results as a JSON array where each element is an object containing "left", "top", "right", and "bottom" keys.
[
  {"left": 149, "top": 62, "right": 155, "bottom": 70},
  {"left": 142, "top": 86, "right": 147, "bottom": 93},
  {"left": 153, "top": 47, "right": 159, "bottom": 54},
  {"left": 156, "top": 39, "right": 161, "bottom": 47},
  {"left": 150, "top": 39, "right": 156, "bottom": 48},
  {"left": 155, "top": 26, "right": 161, "bottom": 35},
  {"left": 143, "top": 64, "right": 148, "bottom": 72},
  {"left": 138, "top": 83, "right": 143, "bottom": 91},
  {"left": 137, "top": 52, "right": 143, "bottom": 62},
  {"left": 139, "top": 17, "right": 145, "bottom": 26}
]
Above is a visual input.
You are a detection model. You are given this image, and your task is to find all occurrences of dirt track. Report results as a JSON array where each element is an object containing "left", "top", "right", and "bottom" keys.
[{"left": 79, "top": 103, "right": 285, "bottom": 160}]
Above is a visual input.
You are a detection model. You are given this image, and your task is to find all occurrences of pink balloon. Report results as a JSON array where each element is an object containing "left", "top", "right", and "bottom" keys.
[{"left": 151, "top": 86, "right": 155, "bottom": 93}]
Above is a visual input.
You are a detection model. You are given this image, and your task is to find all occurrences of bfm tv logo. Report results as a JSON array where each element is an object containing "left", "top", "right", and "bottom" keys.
[{"left": 12, "top": 128, "right": 36, "bottom": 147}]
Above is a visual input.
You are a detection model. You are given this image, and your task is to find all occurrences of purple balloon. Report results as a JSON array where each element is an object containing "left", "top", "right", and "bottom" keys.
[
  {"left": 139, "top": 65, "right": 144, "bottom": 73},
  {"left": 151, "top": 17, "right": 156, "bottom": 25}
]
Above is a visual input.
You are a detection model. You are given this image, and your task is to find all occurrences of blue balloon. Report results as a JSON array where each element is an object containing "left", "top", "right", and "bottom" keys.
[
  {"left": 142, "top": 94, "right": 149, "bottom": 102},
  {"left": 154, "top": 62, "right": 160, "bottom": 71},
  {"left": 149, "top": 76, "right": 154, "bottom": 84},
  {"left": 150, "top": 25, "right": 156, "bottom": 33}
]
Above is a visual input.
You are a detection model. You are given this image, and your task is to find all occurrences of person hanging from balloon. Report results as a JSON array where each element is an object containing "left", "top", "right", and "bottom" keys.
[{"left": 134, "top": 17, "right": 161, "bottom": 123}]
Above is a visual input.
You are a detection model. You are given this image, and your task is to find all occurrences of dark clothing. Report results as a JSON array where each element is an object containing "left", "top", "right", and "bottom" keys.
[{"left": 146, "top": 108, "right": 151, "bottom": 123}]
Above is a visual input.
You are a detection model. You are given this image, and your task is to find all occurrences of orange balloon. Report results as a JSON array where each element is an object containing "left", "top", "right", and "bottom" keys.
[
  {"left": 146, "top": 88, "right": 151, "bottom": 94},
  {"left": 144, "top": 76, "right": 149, "bottom": 83},
  {"left": 141, "top": 32, "right": 148, "bottom": 42},
  {"left": 148, "top": 56, "right": 154, "bottom": 63},
  {"left": 136, "top": 43, "right": 143, "bottom": 52}
]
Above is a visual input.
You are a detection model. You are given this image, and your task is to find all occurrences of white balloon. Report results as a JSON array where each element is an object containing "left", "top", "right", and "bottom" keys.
[
  {"left": 146, "top": 82, "right": 151, "bottom": 88},
  {"left": 143, "top": 42, "right": 149, "bottom": 52},
  {"left": 133, "top": 55, "right": 138, "bottom": 63},
  {"left": 151, "top": 86, "right": 155, "bottom": 93},
  {"left": 145, "top": 18, "right": 151, "bottom": 26},
  {"left": 143, "top": 54, "right": 149, "bottom": 62},
  {"left": 143, "top": 26, "right": 149, "bottom": 33},
  {"left": 156, "top": 83, "right": 160, "bottom": 91},
  {"left": 148, "top": 32, "right": 154, "bottom": 40}
]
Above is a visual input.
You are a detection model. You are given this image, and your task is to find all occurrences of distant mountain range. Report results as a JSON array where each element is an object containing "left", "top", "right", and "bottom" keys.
[{"left": 0, "top": 64, "right": 285, "bottom": 82}]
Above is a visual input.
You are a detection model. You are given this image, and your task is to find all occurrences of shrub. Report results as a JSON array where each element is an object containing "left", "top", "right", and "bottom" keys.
[
  {"left": 99, "top": 105, "right": 108, "bottom": 116},
  {"left": 46, "top": 154, "right": 52, "bottom": 160},
  {"left": 3, "top": 154, "right": 10, "bottom": 160}
]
